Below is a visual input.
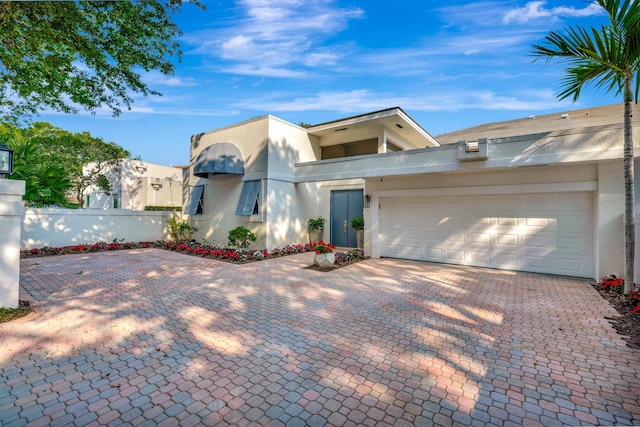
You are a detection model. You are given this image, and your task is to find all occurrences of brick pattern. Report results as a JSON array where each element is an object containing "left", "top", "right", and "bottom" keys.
[{"left": 1, "top": 249, "right": 639, "bottom": 426}]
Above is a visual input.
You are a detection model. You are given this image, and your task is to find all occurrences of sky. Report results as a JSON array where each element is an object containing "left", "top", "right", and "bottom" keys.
[{"left": 39, "top": 0, "right": 619, "bottom": 166}]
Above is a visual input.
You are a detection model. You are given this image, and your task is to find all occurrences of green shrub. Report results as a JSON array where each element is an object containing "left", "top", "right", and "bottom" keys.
[
  {"left": 228, "top": 226, "right": 257, "bottom": 249},
  {"left": 145, "top": 206, "right": 182, "bottom": 211},
  {"left": 307, "top": 216, "right": 325, "bottom": 230},
  {"left": 350, "top": 215, "right": 364, "bottom": 230},
  {"left": 167, "top": 216, "right": 197, "bottom": 241}
]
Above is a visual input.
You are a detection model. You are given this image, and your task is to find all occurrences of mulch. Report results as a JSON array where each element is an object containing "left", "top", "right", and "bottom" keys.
[{"left": 592, "top": 283, "right": 640, "bottom": 349}]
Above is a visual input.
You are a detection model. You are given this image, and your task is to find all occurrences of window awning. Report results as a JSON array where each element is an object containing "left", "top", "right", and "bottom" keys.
[
  {"left": 236, "top": 180, "right": 261, "bottom": 216},
  {"left": 193, "top": 142, "right": 244, "bottom": 178},
  {"left": 184, "top": 185, "right": 204, "bottom": 215}
]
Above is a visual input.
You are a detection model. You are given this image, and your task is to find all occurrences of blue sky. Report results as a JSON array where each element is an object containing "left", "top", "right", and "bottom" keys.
[{"left": 41, "top": 0, "right": 617, "bottom": 166}]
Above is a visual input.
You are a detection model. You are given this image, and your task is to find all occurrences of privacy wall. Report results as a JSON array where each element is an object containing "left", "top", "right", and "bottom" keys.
[{"left": 21, "top": 209, "right": 172, "bottom": 249}]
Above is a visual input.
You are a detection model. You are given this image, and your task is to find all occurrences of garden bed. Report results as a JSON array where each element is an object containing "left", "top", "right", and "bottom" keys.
[
  {"left": 20, "top": 240, "right": 365, "bottom": 267},
  {"left": 592, "top": 278, "right": 640, "bottom": 349}
]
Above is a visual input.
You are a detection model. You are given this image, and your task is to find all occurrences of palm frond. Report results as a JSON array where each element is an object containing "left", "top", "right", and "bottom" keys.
[{"left": 532, "top": 0, "right": 640, "bottom": 101}]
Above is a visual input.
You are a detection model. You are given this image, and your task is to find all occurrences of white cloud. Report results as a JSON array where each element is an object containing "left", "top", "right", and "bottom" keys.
[
  {"left": 186, "top": 0, "right": 363, "bottom": 77},
  {"left": 220, "top": 64, "right": 306, "bottom": 78},
  {"left": 438, "top": 2, "right": 511, "bottom": 27},
  {"left": 231, "top": 88, "right": 563, "bottom": 114},
  {"left": 143, "top": 72, "right": 198, "bottom": 87},
  {"left": 503, "top": 1, "right": 604, "bottom": 24}
]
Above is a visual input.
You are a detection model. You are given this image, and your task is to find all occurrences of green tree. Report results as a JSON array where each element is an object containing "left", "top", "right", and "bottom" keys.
[
  {"left": 1, "top": 121, "right": 130, "bottom": 207},
  {"left": 0, "top": 0, "right": 203, "bottom": 120},
  {"left": 1, "top": 135, "right": 72, "bottom": 206},
  {"left": 532, "top": 0, "right": 640, "bottom": 293},
  {"left": 26, "top": 122, "right": 131, "bottom": 206}
]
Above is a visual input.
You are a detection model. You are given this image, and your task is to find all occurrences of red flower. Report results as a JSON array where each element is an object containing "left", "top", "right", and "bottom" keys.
[{"left": 632, "top": 305, "right": 640, "bottom": 314}]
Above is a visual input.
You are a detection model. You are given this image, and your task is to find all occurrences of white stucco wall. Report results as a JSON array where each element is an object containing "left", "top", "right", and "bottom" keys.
[
  {"left": 597, "top": 162, "right": 625, "bottom": 280},
  {"left": 0, "top": 179, "right": 25, "bottom": 308},
  {"left": 189, "top": 116, "right": 320, "bottom": 249},
  {"left": 189, "top": 175, "right": 267, "bottom": 249},
  {"left": 188, "top": 117, "right": 270, "bottom": 247},
  {"left": 22, "top": 209, "right": 172, "bottom": 249}
]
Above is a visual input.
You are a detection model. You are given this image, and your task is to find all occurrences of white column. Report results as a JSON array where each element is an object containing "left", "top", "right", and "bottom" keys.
[{"left": 0, "top": 179, "right": 25, "bottom": 308}]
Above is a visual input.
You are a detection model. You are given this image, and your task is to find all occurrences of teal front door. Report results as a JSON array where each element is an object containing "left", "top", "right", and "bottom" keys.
[{"left": 330, "top": 189, "right": 364, "bottom": 248}]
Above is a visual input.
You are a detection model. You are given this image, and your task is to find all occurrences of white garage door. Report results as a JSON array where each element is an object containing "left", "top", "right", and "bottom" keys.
[{"left": 379, "top": 192, "right": 594, "bottom": 277}]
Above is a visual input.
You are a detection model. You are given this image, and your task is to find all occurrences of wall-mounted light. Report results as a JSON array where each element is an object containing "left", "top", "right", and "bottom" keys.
[
  {"left": 151, "top": 178, "right": 163, "bottom": 191},
  {"left": 364, "top": 194, "right": 371, "bottom": 208},
  {"left": 0, "top": 144, "right": 14, "bottom": 178}
]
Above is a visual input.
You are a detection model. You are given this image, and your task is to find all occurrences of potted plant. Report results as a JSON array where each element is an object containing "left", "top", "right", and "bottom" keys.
[
  {"left": 351, "top": 215, "right": 364, "bottom": 248},
  {"left": 311, "top": 240, "right": 336, "bottom": 268},
  {"left": 307, "top": 216, "right": 325, "bottom": 244}
]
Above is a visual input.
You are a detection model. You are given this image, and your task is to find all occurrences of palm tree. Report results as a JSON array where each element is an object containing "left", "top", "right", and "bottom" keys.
[{"left": 532, "top": 0, "right": 640, "bottom": 294}]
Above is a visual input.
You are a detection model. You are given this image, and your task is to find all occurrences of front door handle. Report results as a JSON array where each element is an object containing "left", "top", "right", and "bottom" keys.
[{"left": 344, "top": 220, "right": 347, "bottom": 232}]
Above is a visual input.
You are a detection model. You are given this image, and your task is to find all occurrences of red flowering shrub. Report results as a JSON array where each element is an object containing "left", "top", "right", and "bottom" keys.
[
  {"left": 600, "top": 274, "right": 624, "bottom": 292},
  {"left": 311, "top": 241, "right": 336, "bottom": 254},
  {"left": 629, "top": 290, "right": 640, "bottom": 314}
]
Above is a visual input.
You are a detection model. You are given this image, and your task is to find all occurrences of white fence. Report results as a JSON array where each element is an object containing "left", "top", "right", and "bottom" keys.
[{"left": 21, "top": 208, "right": 173, "bottom": 249}]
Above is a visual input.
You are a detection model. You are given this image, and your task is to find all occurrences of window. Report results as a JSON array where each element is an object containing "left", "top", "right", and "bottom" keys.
[
  {"left": 236, "top": 180, "right": 261, "bottom": 216},
  {"left": 185, "top": 185, "right": 205, "bottom": 215}
]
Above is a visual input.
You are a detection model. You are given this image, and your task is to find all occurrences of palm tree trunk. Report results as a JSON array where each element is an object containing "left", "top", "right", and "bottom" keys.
[{"left": 624, "top": 75, "right": 635, "bottom": 294}]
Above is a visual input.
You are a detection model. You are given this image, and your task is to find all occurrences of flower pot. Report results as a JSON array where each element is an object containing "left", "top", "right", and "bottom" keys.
[
  {"left": 308, "top": 228, "right": 324, "bottom": 244},
  {"left": 356, "top": 229, "right": 364, "bottom": 248},
  {"left": 314, "top": 252, "right": 335, "bottom": 268}
]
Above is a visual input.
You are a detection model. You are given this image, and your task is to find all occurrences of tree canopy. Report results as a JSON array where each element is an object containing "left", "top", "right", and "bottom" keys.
[
  {"left": 0, "top": 0, "right": 203, "bottom": 121},
  {"left": 0, "top": 121, "right": 131, "bottom": 207}
]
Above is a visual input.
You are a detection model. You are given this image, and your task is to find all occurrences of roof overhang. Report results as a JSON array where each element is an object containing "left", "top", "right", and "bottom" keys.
[
  {"left": 193, "top": 142, "right": 244, "bottom": 178},
  {"left": 306, "top": 107, "right": 440, "bottom": 148}
]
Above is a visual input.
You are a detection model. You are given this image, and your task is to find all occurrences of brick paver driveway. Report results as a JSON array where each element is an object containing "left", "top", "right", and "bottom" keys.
[{"left": 2, "top": 249, "right": 640, "bottom": 426}]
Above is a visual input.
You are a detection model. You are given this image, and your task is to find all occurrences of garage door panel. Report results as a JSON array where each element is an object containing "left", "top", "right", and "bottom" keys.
[
  {"left": 447, "top": 232, "right": 466, "bottom": 243},
  {"left": 524, "top": 255, "right": 551, "bottom": 269},
  {"left": 379, "top": 192, "right": 593, "bottom": 277},
  {"left": 471, "top": 233, "right": 491, "bottom": 244},
  {"left": 468, "top": 250, "right": 491, "bottom": 263},
  {"left": 495, "top": 253, "right": 519, "bottom": 268},
  {"left": 497, "top": 217, "right": 518, "bottom": 226},
  {"left": 446, "top": 250, "right": 465, "bottom": 262},
  {"left": 496, "top": 234, "right": 518, "bottom": 246},
  {"left": 556, "top": 257, "right": 584, "bottom": 274},
  {"left": 557, "top": 214, "right": 590, "bottom": 229},
  {"left": 556, "top": 236, "right": 585, "bottom": 250}
]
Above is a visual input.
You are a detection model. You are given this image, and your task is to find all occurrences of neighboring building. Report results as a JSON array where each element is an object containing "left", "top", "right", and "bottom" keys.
[
  {"left": 186, "top": 104, "right": 640, "bottom": 281},
  {"left": 84, "top": 159, "right": 184, "bottom": 211}
]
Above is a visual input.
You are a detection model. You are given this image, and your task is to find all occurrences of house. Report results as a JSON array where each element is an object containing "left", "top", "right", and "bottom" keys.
[
  {"left": 84, "top": 159, "right": 184, "bottom": 211},
  {"left": 185, "top": 104, "right": 640, "bottom": 281}
]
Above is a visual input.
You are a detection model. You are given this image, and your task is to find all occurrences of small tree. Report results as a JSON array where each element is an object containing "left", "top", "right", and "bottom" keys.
[
  {"left": 228, "top": 226, "right": 257, "bottom": 249},
  {"left": 532, "top": 0, "right": 640, "bottom": 293}
]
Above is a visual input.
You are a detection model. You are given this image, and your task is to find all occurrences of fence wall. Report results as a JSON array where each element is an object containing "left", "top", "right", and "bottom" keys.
[
  {"left": 22, "top": 208, "right": 173, "bottom": 249},
  {"left": 1, "top": 179, "right": 25, "bottom": 308}
]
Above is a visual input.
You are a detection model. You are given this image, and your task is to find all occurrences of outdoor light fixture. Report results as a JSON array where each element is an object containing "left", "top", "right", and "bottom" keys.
[
  {"left": 151, "top": 178, "right": 163, "bottom": 191},
  {"left": 364, "top": 194, "right": 371, "bottom": 208},
  {"left": 0, "top": 144, "right": 14, "bottom": 177}
]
